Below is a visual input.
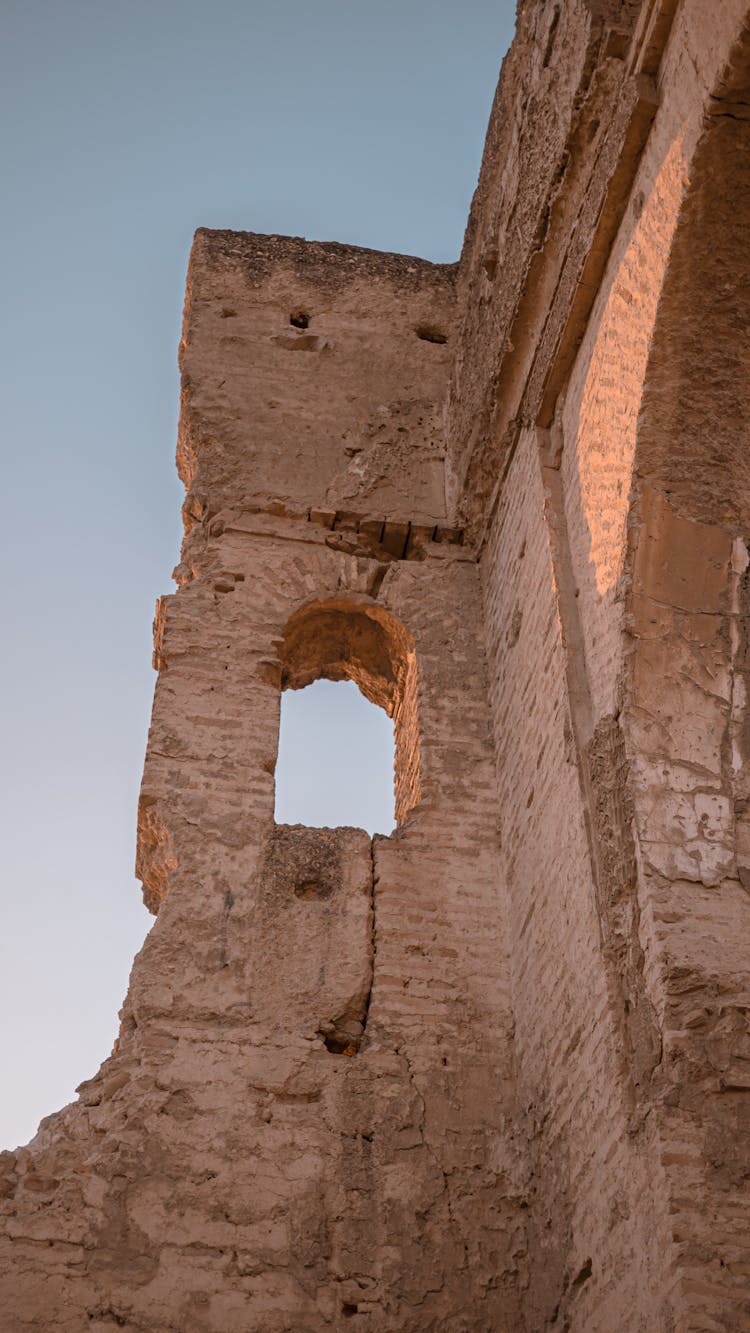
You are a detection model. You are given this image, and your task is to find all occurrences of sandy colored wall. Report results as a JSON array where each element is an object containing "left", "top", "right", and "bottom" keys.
[
  {"left": 178, "top": 232, "right": 456, "bottom": 530},
  {"left": 0, "top": 241, "right": 518, "bottom": 1331},
  {"left": 467, "top": 0, "right": 750, "bottom": 1326}
]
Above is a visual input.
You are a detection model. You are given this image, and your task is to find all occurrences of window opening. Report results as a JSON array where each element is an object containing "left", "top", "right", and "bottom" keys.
[
  {"left": 274, "top": 679, "right": 395, "bottom": 835},
  {"left": 277, "top": 596, "right": 421, "bottom": 828}
]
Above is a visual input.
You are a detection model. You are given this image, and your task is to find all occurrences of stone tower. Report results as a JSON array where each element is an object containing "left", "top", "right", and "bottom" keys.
[{"left": 2, "top": 1, "right": 750, "bottom": 1329}]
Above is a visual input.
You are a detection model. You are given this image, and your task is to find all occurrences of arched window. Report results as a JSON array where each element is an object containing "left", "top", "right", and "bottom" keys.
[
  {"left": 274, "top": 678, "right": 396, "bottom": 834},
  {"left": 274, "top": 596, "right": 421, "bottom": 832}
]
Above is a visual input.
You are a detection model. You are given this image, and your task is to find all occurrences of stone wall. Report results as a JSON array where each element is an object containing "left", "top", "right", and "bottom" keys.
[
  {"left": 461, "top": 1, "right": 750, "bottom": 1326},
  {"left": 2, "top": 1, "right": 750, "bottom": 1329},
  {"left": 0, "top": 235, "right": 519, "bottom": 1330}
]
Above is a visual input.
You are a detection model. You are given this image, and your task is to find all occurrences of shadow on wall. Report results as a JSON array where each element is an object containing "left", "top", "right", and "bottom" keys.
[{"left": 557, "top": 23, "right": 750, "bottom": 888}]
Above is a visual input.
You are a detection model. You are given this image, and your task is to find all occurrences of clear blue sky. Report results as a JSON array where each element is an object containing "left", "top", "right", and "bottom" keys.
[{"left": 0, "top": 0, "right": 516, "bottom": 1149}]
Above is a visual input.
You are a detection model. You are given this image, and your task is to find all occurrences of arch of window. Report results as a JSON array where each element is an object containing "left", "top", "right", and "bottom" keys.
[{"left": 278, "top": 595, "right": 421, "bottom": 827}]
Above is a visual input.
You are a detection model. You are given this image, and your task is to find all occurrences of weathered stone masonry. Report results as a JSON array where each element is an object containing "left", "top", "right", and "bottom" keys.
[{"left": 2, "top": 2, "right": 750, "bottom": 1329}]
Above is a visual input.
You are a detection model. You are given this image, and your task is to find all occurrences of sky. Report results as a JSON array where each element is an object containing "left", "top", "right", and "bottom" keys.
[
  {"left": 275, "top": 681, "right": 396, "bottom": 834},
  {"left": 0, "top": 0, "right": 517, "bottom": 1151}
]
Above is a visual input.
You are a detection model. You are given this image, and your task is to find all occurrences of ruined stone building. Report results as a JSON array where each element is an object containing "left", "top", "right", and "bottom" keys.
[{"left": 3, "top": 0, "right": 750, "bottom": 1328}]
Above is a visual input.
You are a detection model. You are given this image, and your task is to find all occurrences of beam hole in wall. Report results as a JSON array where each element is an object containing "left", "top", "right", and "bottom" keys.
[
  {"left": 289, "top": 310, "right": 309, "bottom": 329},
  {"left": 275, "top": 597, "right": 421, "bottom": 831},
  {"left": 415, "top": 324, "right": 448, "bottom": 344}
]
